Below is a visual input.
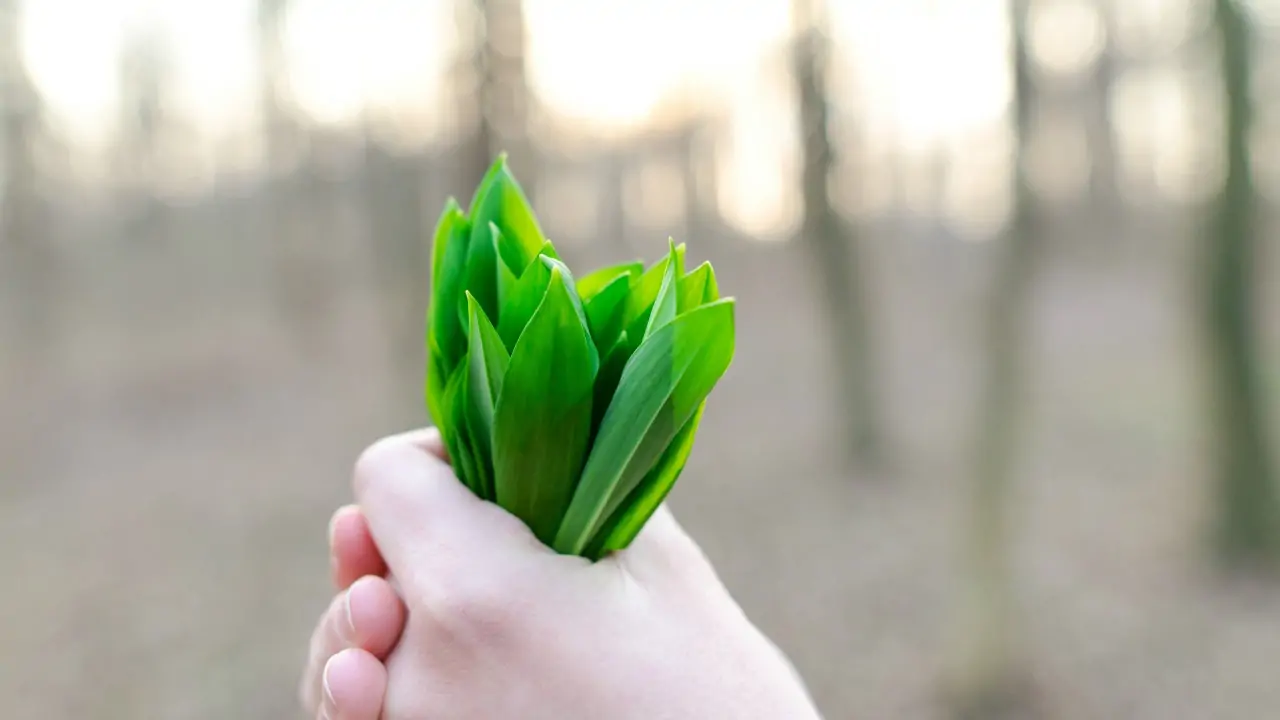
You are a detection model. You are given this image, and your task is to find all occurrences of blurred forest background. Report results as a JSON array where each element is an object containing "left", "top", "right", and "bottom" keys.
[{"left": 3, "top": 0, "right": 1280, "bottom": 718}]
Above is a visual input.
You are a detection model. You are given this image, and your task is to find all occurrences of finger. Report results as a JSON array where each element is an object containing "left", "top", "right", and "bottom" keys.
[
  {"left": 319, "top": 648, "right": 387, "bottom": 720},
  {"left": 347, "top": 575, "right": 407, "bottom": 658},
  {"left": 301, "top": 577, "right": 407, "bottom": 714},
  {"left": 352, "top": 428, "right": 543, "bottom": 589},
  {"left": 330, "top": 506, "right": 387, "bottom": 589},
  {"left": 302, "top": 592, "right": 349, "bottom": 715}
]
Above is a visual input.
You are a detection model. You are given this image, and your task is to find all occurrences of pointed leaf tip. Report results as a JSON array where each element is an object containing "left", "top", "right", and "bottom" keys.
[
  {"left": 463, "top": 291, "right": 510, "bottom": 500},
  {"left": 644, "top": 247, "right": 680, "bottom": 339},
  {"left": 493, "top": 267, "right": 598, "bottom": 545},
  {"left": 554, "top": 298, "right": 736, "bottom": 555},
  {"left": 468, "top": 157, "right": 547, "bottom": 277}
]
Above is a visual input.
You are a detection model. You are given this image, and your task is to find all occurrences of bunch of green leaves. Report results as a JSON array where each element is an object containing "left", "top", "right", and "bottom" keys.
[{"left": 425, "top": 155, "right": 736, "bottom": 559}]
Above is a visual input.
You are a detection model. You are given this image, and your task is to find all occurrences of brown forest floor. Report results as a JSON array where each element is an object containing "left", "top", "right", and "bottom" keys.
[{"left": 3, "top": 211, "right": 1280, "bottom": 719}]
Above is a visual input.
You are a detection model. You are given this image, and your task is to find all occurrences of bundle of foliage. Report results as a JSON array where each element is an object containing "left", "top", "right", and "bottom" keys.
[{"left": 426, "top": 156, "right": 736, "bottom": 559}]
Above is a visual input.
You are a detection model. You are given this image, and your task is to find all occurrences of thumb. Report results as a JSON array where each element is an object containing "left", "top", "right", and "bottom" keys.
[{"left": 352, "top": 428, "right": 546, "bottom": 591}]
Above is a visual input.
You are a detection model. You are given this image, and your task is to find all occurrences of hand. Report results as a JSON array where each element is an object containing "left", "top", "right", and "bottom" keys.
[
  {"left": 305, "top": 428, "right": 822, "bottom": 719},
  {"left": 297, "top": 505, "right": 406, "bottom": 720}
]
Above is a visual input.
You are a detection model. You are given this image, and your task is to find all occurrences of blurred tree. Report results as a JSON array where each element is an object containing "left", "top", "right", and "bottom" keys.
[
  {"left": 0, "top": 0, "right": 59, "bottom": 483},
  {"left": 257, "top": 0, "right": 297, "bottom": 170},
  {"left": 362, "top": 138, "right": 429, "bottom": 384},
  {"left": 116, "top": 23, "right": 173, "bottom": 231},
  {"left": 791, "top": 0, "right": 883, "bottom": 469},
  {"left": 455, "top": 0, "right": 532, "bottom": 196},
  {"left": 0, "top": 0, "right": 54, "bottom": 349},
  {"left": 946, "top": 0, "right": 1039, "bottom": 716},
  {"left": 257, "top": 0, "right": 330, "bottom": 350},
  {"left": 1204, "top": 0, "right": 1280, "bottom": 568},
  {"left": 117, "top": 28, "right": 164, "bottom": 189},
  {"left": 1086, "top": 0, "right": 1118, "bottom": 216}
]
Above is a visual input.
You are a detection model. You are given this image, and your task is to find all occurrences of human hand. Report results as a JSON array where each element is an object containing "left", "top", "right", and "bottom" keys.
[
  {"left": 303, "top": 428, "right": 821, "bottom": 719},
  {"left": 297, "top": 502, "right": 408, "bottom": 720}
]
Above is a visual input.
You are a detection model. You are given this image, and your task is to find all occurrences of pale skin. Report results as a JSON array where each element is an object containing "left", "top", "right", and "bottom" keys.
[{"left": 300, "top": 428, "right": 822, "bottom": 719}]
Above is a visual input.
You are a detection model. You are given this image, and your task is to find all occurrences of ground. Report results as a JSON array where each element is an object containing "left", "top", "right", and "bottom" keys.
[{"left": 3, "top": 210, "right": 1279, "bottom": 719}]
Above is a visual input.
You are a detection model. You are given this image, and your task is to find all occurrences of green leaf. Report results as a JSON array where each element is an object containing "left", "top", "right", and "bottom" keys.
[
  {"left": 577, "top": 260, "right": 642, "bottom": 302},
  {"left": 538, "top": 256, "right": 598, "bottom": 371},
  {"left": 701, "top": 262, "right": 720, "bottom": 303},
  {"left": 605, "top": 301, "right": 657, "bottom": 383},
  {"left": 621, "top": 245, "right": 681, "bottom": 328},
  {"left": 430, "top": 198, "right": 463, "bottom": 298},
  {"left": 677, "top": 261, "right": 717, "bottom": 313},
  {"left": 590, "top": 331, "right": 632, "bottom": 443},
  {"left": 643, "top": 241, "right": 680, "bottom": 339},
  {"left": 463, "top": 216, "right": 502, "bottom": 325},
  {"left": 492, "top": 267, "right": 598, "bottom": 545},
  {"left": 616, "top": 239, "right": 686, "bottom": 333},
  {"left": 495, "top": 225, "right": 521, "bottom": 308},
  {"left": 584, "top": 401, "right": 706, "bottom": 559},
  {"left": 466, "top": 155, "right": 505, "bottom": 218},
  {"left": 464, "top": 292, "right": 510, "bottom": 500},
  {"left": 426, "top": 334, "right": 448, "bottom": 426},
  {"left": 582, "top": 273, "right": 632, "bottom": 353},
  {"left": 430, "top": 212, "right": 472, "bottom": 378},
  {"left": 553, "top": 298, "right": 736, "bottom": 555},
  {"left": 441, "top": 364, "right": 481, "bottom": 496},
  {"left": 496, "top": 254, "right": 554, "bottom": 351},
  {"left": 467, "top": 154, "right": 548, "bottom": 277}
]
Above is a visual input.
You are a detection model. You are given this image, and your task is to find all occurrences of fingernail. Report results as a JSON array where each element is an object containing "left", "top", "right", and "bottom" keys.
[
  {"left": 343, "top": 587, "right": 358, "bottom": 642},
  {"left": 320, "top": 658, "right": 338, "bottom": 719}
]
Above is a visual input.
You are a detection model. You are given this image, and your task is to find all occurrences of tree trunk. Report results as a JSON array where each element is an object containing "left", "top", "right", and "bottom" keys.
[
  {"left": 1205, "top": 0, "right": 1280, "bottom": 568},
  {"left": 462, "top": 0, "right": 531, "bottom": 195},
  {"left": 0, "top": 0, "right": 57, "bottom": 489},
  {"left": 1086, "top": 0, "right": 1119, "bottom": 219},
  {"left": 363, "top": 139, "right": 428, "bottom": 386},
  {"left": 0, "top": 0, "right": 55, "bottom": 354},
  {"left": 257, "top": 0, "right": 325, "bottom": 352},
  {"left": 946, "top": 1, "right": 1038, "bottom": 716},
  {"left": 791, "top": 0, "right": 883, "bottom": 470}
]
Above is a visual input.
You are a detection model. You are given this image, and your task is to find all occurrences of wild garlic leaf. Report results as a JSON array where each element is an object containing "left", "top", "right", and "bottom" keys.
[
  {"left": 677, "top": 261, "right": 715, "bottom": 313},
  {"left": 492, "top": 267, "right": 598, "bottom": 545},
  {"left": 465, "top": 293, "right": 510, "bottom": 500},
  {"left": 494, "top": 224, "right": 520, "bottom": 309},
  {"left": 553, "top": 298, "right": 736, "bottom": 555},
  {"left": 584, "top": 401, "right": 706, "bottom": 559},
  {"left": 643, "top": 241, "right": 680, "bottom": 339},
  {"left": 431, "top": 212, "right": 472, "bottom": 376},
  {"left": 463, "top": 213, "right": 502, "bottom": 325},
  {"left": 441, "top": 363, "right": 482, "bottom": 497},
  {"left": 701, "top": 262, "right": 720, "bottom": 303},
  {"left": 468, "top": 154, "right": 547, "bottom": 276},
  {"left": 426, "top": 333, "right": 448, "bottom": 426},
  {"left": 583, "top": 273, "right": 632, "bottom": 354},
  {"left": 620, "top": 243, "right": 685, "bottom": 331},
  {"left": 496, "top": 254, "right": 554, "bottom": 352},
  {"left": 590, "top": 331, "right": 632, "bottom": 444},
  {"left": 430, "top": 198, "right": 463, "bottom": 299},
  {"left": 538, "top": 256, "right": 599, "bottom": 374},
  {"left": 426, "top": 157, "right": 737, "bottom": 558},
  {"left": 577, "top": 261, "right": 643, "bottom": 302}
]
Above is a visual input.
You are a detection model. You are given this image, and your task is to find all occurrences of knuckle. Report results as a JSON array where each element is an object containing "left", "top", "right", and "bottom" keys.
[{"left": 352, "top": 435, "right": 405, "bottom": 496}]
